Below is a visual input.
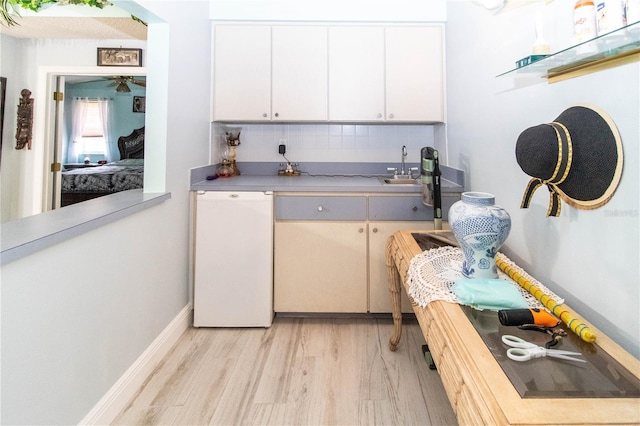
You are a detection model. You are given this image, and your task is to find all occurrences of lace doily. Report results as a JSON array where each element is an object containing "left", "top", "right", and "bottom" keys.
[{"left": 407, "top": 246, "right": 564, "bottom": 310}]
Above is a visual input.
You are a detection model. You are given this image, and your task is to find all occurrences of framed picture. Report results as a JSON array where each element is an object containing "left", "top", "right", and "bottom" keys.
[
  {"left": 97, "top": 48, "right": 143, "bottom": 67},
  {"left": 133, "top": 96, "right": 146, "bottom": 113}
]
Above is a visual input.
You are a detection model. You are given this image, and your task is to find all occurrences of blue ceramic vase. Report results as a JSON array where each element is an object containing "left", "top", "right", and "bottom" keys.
[{"left": 448, "top": 192, "right": 511, "bottom": 279}]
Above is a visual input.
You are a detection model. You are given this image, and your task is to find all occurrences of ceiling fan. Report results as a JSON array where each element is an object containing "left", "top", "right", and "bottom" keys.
[{"left": 105, "top": 76, "right": 146, "bottom": 93}]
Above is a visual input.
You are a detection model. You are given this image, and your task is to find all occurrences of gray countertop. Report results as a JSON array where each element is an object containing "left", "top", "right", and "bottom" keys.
[
  {"left": 1, "top": 190, "right": 171, "bottom": 265},
  {"left": 190, "top": 162, "right": 465, "bottom": 194}
]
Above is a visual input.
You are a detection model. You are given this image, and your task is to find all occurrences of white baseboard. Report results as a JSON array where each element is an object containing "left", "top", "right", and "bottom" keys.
[{"left": 79, "top": 304, "right": 193, "bottom": 425}]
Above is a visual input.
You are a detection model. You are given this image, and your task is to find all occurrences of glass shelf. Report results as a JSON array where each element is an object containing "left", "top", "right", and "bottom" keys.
[{"left": 497, "top": 20, "right": 640, "bottom": 83}]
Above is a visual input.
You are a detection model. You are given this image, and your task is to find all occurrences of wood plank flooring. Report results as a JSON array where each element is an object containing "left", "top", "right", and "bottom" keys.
[{"left": 113, "top": 316, "right": 457, "bottom": 425}]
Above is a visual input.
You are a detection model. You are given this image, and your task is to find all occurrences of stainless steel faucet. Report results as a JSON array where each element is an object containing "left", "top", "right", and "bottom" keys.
[{"left": 401, "top": 145, "right": 407, "bottom": 176}]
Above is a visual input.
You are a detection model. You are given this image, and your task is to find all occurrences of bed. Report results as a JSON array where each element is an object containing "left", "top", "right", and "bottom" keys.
[{"left": 61, "top": 127, "right": 145, "bottom": 207}]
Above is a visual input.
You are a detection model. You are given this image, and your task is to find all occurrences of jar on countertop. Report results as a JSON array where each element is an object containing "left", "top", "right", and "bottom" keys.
[{"left": 215, "top": 159, "right": 234, "bottom": 178}]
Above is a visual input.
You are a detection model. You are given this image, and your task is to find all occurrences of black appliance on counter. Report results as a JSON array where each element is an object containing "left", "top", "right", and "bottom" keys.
[{"left": 421, "top": 147, "right": 442, "bottom": 230}]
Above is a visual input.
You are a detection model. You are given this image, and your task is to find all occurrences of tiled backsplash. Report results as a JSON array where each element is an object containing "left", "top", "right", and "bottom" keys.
[{"left": 212, "top": 122, "right": 436, "bottom": 165}]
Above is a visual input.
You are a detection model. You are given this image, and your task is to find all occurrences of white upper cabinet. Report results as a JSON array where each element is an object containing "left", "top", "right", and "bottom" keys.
[
  {"left": 213, "top": 25, "right": 272, "bottom": 121},
  {"left": 213, "top": 24, "right": 445, "bottom": 123},
  {"left": 385, "top": 26, "right": 444, "bottom": 122},
  {"left": 328, "top": 26, "right": 386, "bottom": 121},
  {"left": 329, "top": 25, "right": 444, "bottom": 123},
  {"left": 272, "top": 26, "right": 328, "bottom": 121}
]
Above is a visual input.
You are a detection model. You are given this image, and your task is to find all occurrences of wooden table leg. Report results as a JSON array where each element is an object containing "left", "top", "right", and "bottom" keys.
[{"left": 386, "top": 236, "right": 403, "bottom": 351}]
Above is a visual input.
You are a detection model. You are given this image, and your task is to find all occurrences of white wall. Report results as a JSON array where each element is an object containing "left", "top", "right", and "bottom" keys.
[
  {"left": 0, "top": 34, "right": 23, "bottom": 221},
  {"left": 1, "top": 205, "right": 183, "bottom": 424},
  {"left": 446, "top": 2, "right": 639, "bottom": 357},
  {"left": 0, "top": 1, "right": 212, "bottom": 424}
]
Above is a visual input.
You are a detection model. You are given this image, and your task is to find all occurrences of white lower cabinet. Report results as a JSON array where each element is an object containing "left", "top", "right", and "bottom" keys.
[
  {"left": 368, "top": 221, "right": 431, "bottom": 313},
  {"left": 274, "top": 221, "right": 368, "bottom": 312},
  {"left": 274, "top": 193, "right": 443, "bottom": 313}
]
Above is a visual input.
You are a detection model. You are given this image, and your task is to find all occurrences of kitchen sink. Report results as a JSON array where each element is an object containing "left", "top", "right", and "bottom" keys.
[{"left": 379, "top": 177, "right": 420, "bottom": 185}]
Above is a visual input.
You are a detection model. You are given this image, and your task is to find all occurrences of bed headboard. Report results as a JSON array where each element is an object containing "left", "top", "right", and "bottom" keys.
[{"left": 117, "top": 127, "right": 145, "bottom": 160}]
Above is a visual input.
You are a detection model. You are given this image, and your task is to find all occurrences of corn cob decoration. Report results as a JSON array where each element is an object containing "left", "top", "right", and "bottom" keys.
[{"left": 496, "top": 254, "right": 596, "bottom": 343}]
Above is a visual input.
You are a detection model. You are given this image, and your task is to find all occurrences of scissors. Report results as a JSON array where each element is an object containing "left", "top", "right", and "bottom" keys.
[{"left": 501, "top": 335, "right": 586, "bottom": 363}]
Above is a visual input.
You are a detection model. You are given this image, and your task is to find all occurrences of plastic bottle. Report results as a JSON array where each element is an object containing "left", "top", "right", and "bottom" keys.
[
  {"left": 596, "top": 0, "right": 627, "bottom": 35},
  {"left": 627, "top": 0, "right": 640, "bottom": 26},
  {"left": 574, "top": 0, "right": 598, "bottom": 43}
]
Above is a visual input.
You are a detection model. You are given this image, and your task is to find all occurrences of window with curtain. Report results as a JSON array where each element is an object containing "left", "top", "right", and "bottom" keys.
[
  {"left": 81, "top": 102, "right": 106, "bottom": 154},
  {"left": 69, "top": 97, "right": 114, "bottom": 162}
]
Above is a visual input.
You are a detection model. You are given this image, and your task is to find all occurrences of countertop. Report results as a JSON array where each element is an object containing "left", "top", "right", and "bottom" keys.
[
  {"left": 1, "top": 190, "right": 170, "bottom": 265},
  {"left": 190, "top": 162, "right": 465, "bottom": 194}
]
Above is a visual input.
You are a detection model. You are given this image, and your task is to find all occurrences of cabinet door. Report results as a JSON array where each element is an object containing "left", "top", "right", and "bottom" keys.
[
  {"left": 369, "top": 221, "right": 433, "bottom": 313},
  {"left": 385, "top": 26, "right": 444, "bottom": 122},
  {"left": 213, "top": 25, "right": 271, "bottom": 121},
  {"left": 328, "top": 26, "right": 385, "bottom": 121},
  {"left": 274, "top": 221, "right": 367, "bottom": 312},
  {"left": 272, "top": 26, "right": 328, "bottom": 121}
]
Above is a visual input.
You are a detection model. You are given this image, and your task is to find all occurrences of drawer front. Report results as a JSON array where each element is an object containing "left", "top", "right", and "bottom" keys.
[
  {"left": 369, "top": 194, "right": 460, "bottom": 221},
  {"left": 275, "top": 195, "right": 367, "bottom": 220},
  {"left": 369, "top": 195, "right": 430, "bottom": 221}
]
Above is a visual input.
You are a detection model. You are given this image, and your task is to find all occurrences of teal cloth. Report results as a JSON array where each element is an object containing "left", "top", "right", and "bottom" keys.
[{"left": 451, "top": 278, "right": 529, "bottom": 311}]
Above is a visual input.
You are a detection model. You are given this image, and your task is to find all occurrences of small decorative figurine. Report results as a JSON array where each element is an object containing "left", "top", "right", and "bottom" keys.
[
  {"left": 15, "top": 89, "right": 34, "bottom": 150},
  {"left": 225, "top": 128, "right": 241, "bottom": 176}
]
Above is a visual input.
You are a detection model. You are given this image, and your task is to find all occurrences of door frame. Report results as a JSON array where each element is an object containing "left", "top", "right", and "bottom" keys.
[{"left": 40, "top": 66, "right": 147, "bottom": 212}]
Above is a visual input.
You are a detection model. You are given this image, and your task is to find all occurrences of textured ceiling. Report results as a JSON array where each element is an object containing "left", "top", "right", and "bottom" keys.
[{"left": 0, "top": 16, "right": 147, "bottom": 40}]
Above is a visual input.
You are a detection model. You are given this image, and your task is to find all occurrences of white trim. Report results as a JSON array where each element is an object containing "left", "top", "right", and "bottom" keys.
[
  {"left": 78, "top": 304, "right": 193, "bottom": 425},
  {"left": 208, "top": 0, "right": 447, "bottom": 22}
]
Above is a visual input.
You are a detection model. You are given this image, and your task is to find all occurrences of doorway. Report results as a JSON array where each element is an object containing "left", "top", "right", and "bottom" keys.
[{"left": 44, "top": 69, "right": 146, "bottom": 210}]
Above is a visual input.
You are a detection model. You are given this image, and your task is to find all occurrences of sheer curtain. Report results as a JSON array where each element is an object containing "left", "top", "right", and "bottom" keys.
[
  {"left": 68, "top": 97, "right": 114, "bottom": 163},
  {"left": 96, "top": 98, "right": 114, "bottom": 162},
  {"left": 69, "top": 97, "right": 88, "bottom": 163}
]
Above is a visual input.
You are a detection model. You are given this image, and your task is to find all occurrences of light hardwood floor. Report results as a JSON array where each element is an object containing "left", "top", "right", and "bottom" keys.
[{"left": 113, "top": 316, "right": 457, "bottom": 426}]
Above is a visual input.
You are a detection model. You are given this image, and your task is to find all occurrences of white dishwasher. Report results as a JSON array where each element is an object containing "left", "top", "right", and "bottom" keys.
[{"left": 193, "top": 191, "right": 274, "bottom": 327}]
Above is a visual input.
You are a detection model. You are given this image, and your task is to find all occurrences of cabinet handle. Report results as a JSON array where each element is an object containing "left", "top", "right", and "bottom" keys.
[
  {"left": 317, "top": 205, "right": 323, "bottom": 212},
  {"left": 263, "top": 113, "right": 268, "bottom": 118},
  {"left": 372, "top": 228, "right": 378, "bottom": 233},
  {"left": 358, "top": 228, "right": 364, "bottom": 233},
  {"left": 389, "top": 113, "right": 395, "bottom": 119},
  {"left": 275, "top": 112, "right": 279, "bottom": 118},
  {"left": 412, "top": 206, "right": 418, "bottom": 212},
  {"left": 377, "top": 113, "right": 382, "bottom": 118}
]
